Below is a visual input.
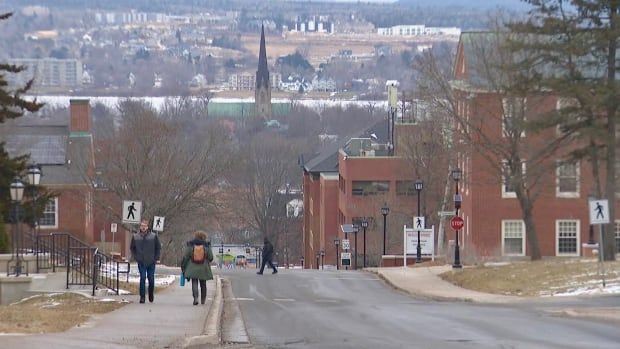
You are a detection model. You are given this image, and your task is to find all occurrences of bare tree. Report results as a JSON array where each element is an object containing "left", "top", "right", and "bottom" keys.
[{"left": 414, "top": 31, "right": 572, "bottom": 260}]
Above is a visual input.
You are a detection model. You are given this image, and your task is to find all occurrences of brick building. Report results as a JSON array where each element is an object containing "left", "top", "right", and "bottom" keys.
[
  {"left": 3, "top": 100, "right": 130, "bottom": 257},
  {"left": 451, "top": 32, "right": 620, "bottom": 259}
]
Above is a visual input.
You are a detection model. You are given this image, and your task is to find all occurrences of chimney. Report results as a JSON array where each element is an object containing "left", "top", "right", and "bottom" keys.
[{"left": 70, "top": 99, "right": 92, "bottom": 133}]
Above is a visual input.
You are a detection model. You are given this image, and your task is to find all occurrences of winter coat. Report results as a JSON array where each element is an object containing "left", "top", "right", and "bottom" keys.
[
  {"left": 262, "top": 240, "right": 274, "bottom": 261},
  {"left": 130, "top": 230, "right": 161, "bottom": 266},
  {"left": 181, "top": 239, "right": 214, "bottom": 281}
]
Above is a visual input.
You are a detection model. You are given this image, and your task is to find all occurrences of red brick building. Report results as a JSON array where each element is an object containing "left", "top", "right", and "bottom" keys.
[
  {"left": 452, "top": 32, "right": 620, "bottom": 259},
  {"left": 3, "top": 100, "right": 130, "bottom": 257},
  {"left": 302, "top": 121, "right": 420, "bottom": 269}
]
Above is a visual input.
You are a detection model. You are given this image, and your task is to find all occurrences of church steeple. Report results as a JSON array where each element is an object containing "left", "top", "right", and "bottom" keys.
[
  {"left": 256, "top": 24, "right": 270, "bottom": 90},
  {"left": 255, "top": 24, "right": 272, "bottom": 117}
]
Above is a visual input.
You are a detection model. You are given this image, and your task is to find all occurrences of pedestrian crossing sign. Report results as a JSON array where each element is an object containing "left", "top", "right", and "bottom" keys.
[
  {"left": 122, "top": 200, "right": 142, "bottom": 224},
  {"left": 589, "top": 199, "right": 609, "bottom": 225}
]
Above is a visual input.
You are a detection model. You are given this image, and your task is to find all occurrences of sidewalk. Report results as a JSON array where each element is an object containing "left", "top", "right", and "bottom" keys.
[
  {"left": 368, "top": 265, "right": 620, "bottom": 322},
  {"left": 368, "top": 266, "right": 521, "bottom": 303},
  {"left": 0, "top": 277, "right": 218, "bottom": 349}
]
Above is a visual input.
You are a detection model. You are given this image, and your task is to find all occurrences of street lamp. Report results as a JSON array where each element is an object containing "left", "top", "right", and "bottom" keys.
[
  {"left": 381, "top": 203, "right": 389, "bottom": 256},
  {"left": 452, "top": 168, "right": 463, "bottom": 269},
  {"left": 361, "top": 219, "right": 369, "bottom": 268},
  {"left": 316, "top": 252, "right": 320, "bottom": 270},
  {"left": 320, "top": 249, "right": 325, "bottom": 270},
  {"left": 27, "top": 164, "right": 42, "bottom": 269},
  {"left": 334, "top": 238, "right": 340, "bottom": 270},
  {"left": 8, "top": 178, "right": 25, "bottom": 276},
  {"left": 415, "top": 179, "right": 424, "bottom": 263}
]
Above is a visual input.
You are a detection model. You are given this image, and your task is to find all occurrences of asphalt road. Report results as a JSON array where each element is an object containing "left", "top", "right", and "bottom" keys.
[{"left": 222, "top": 268, "right": 620, "bottom": 349}]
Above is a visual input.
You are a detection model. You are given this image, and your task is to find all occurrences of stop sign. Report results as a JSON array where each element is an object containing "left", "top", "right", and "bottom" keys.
[{"left": 450, "top": 216, "right": 464, "bottom": 230}]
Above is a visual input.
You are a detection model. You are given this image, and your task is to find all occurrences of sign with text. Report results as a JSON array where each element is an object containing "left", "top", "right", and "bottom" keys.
[
  {"left": 341, "top": 239, "right": 350, "bottom": 250},
  {"left": 404, "top": 227, "right": 435, "bottom": 256},
  {"left": 450, "top": 216, "right": 464, "bottom": 230},
  {"left": 341, "top": 252, "right": 351, "bottom": 266}
]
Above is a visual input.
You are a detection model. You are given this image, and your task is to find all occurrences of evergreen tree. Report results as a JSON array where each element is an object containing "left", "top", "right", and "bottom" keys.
[
  {"left": 0, "top": 13, "right": 44, "bottom": 247},
  {"left": 507, "top": 1, "right": 619, "bottom": 260}
]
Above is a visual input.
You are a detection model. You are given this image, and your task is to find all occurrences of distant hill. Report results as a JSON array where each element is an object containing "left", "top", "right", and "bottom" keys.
[{"left": 397, "top": 0, "right": 530, "bottom": 11}]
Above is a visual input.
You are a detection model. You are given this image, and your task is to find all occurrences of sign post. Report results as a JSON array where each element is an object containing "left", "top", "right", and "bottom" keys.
[
  {"left": 111, "top": 223, "right": 117, "bottom": 253},
  {"left": 589, "top": 199, "right": 609, "bottom": 287}
]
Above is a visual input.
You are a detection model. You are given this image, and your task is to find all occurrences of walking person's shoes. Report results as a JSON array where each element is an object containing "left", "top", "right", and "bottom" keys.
[
  {"left": 148, "top": 287, "right": 154, "bottom": 303},
  {"left": 256, "top": 272, "right": 263, "bottom": 275},
  {"left": 193, "top": 299, "right": 199, "bottom": 306},
  {"left": 139, "top": 297, "right": 145, "bottom": 304},
  {"left": 272, "top": 270, "right": 278, "bottom": 274}
]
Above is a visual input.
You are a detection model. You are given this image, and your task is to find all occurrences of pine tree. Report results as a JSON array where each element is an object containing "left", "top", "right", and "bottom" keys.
[
  {"left": 0, "top": 13, "right": 44, "bottom": 247},
  {"left": 507, "top": 1, "right": 619, "bottom": 261}
]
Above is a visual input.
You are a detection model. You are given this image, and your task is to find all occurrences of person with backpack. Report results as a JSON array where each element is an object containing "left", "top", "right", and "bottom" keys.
[
  {"left": 130, "top": 219, "right": 161, "bottom": 304},
  {"left": 257, "top": 237, "right": 278, "bottom": 275},
  {"left": 181, "top": 231, "right": 214, "bottom": 305}
]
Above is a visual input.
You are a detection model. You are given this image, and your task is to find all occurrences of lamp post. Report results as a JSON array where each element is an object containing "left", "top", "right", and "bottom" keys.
[
  {"left": 381, "top": 203, "right": 389, "bottom": 256},
  {"left": 353, "top": 225, "right": 359, "bottom": 270},
  {"left": 27, "top": 164, "right": 42, "bottom": 267},
  {"left": 334, "top": 238, "right": 340, "bottom": 270},
  {"left": 316, "top": 252, "right": 320, "bottom": 270},
  {"left": 415, "top": 179, "right": 424, "bottom": 263},
  {"left": 452, "top": 168, "right": 463, "bottom": 269},
  {"left": 8, "top": 178, "right": 25, "bottom": 276},
  {"left": 320, "top": 249, "right": 325, "bottom": 270},
  {"left": 220, "top": 242, "right": 224, "bottom": 269},
  {"left": 361, "top": 219, "right": 369, "bottom": 268}
]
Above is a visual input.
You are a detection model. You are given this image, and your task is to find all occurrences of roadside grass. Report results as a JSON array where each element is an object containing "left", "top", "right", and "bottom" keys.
[
  {"left": 0, "top": 293, "right": 126, "bottom": 334},
  {"left": 439, "top": 258, "right": 620, "bottom": 296}
]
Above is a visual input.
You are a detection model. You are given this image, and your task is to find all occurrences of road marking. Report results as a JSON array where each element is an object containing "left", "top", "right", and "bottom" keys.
[
  {"left": 273, "top": 298, "right": 295, "bottom": 302},
  {"left": 233, "top": 297, "right": 255, "bottom": 301},
  {"left": 313, "top": 277, "right": 380, "bottom": 281},
  {"left": 315, "top": 299, "right": 338, "bottom": 303}
]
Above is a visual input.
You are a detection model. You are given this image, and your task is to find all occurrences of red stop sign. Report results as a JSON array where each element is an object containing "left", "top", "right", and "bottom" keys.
[{"left": 450, "top": 216, "right": 464, "bottom": 230}]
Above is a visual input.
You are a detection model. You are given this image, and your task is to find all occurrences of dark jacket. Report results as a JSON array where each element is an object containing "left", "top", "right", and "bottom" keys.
[
  {"left": 181, "top": 239, "right": 214, "bottom": 281},
  {"left": 262, "top": 239, "right": 274, "bottom": 261},
  {"left": 130, "top": 230, "right": 161, "bottom": 266}
]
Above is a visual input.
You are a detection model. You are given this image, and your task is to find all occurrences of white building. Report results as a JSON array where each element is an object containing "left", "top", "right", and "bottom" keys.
[
  {"left": 377, "top": 25, "right": 461, "bottom": 37},
  {"left": 228, "top": 72, "right": 281, "bottom": 91},
  {"left": 7, "top": 58, "right": 83, "bottom": 89}
]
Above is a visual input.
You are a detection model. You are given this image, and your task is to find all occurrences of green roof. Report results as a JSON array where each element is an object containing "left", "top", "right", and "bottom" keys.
[{"left": 207, "top": 102, "right": 290, "bottom": 118}]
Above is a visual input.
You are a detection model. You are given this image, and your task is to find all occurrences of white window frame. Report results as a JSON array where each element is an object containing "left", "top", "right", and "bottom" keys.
[
  {"left": 501, "top": 220, "right": 526, "bottom": 256},
  {"left": 39, "top": 197, "right": 59, "bottom": 229},
  {"left": 556, "top": 160, "right": 580, "bottom": 198},
  {"left": 501, "top": 160, "right": 526, "bottom": 199},
  {"left": 502, "top": 97, "right": 527, "bottom": 138},
  {"left": 555, "top": 219, "right": 580, "bottom": 256},
  {"left": 615, "top": 220, "right": 620, "bottom": 255}
]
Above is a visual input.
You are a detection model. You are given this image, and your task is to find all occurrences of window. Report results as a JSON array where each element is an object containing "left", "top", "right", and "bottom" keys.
[
  {"left": 396, "top": 181, "right": 416, "bottom": 196},
  {"left": 556, "top": 220, "right": 580, "bottom": 256},
  {"left": 352, "top": 181, "right": 389, "bottom": 196},
  {"left": 556, "top": 161, "right": 579, "bottom": 197},
  {"left": 501, "top": 160, "right": 525, "bottom": 198},
  {"left": 615, "top": 221, "right": 620, "bottom": 254},
  {"left": 39, "top": 198, "right": 58, "bottom": 228},
  {"left": 502, "top": 97, "right": 526, "bottom": 138},
  {"left": 502, "top": 220, "right": 525, "bottom": 256}
]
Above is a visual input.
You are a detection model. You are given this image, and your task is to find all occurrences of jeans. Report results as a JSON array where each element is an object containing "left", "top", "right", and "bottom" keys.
[
  {"left": 191, "top": 279, "right": 207, "bottom": 304},
  {"left": 137, "top": 262, "right": 156, "bottom": 298},
  {"left": 259, "top": 259, "right": 277, "bottom": 273}
]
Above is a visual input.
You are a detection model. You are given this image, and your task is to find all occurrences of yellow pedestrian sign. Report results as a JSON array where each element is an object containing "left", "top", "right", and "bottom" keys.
[
  {"left": 122, "top": 200, "right": 142, "bottom": 224},
  {"left": 589, "top": 199, "right": 609, "bottom": 225}
]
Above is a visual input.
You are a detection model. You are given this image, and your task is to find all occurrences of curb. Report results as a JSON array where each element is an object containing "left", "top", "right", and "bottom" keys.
[
  {"left": 366, "top": 269, "right": 475, "bottom": 303},
  {"left": 182, "top": 275, "right": 224, "bottom": 348}
]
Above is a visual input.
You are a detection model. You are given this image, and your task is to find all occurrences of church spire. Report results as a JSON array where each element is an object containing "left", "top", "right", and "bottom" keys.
[{"left": 256, "top": 24, "right": 270, "bottom": 89}]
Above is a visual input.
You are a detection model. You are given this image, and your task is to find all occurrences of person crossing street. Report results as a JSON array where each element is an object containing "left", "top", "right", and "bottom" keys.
[{"left": 257, "top": 237, "right": 278, "bottom": 275}]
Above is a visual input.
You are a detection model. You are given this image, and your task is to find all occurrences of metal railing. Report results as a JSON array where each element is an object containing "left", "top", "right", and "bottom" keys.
[{"left": 20, "top": 231, "right": 129, "bottom": 296}]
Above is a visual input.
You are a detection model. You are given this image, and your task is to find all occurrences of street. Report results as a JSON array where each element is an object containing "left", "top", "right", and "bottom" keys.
[{"left": 222, "top": 268, "right": 620, "bottom": 349}]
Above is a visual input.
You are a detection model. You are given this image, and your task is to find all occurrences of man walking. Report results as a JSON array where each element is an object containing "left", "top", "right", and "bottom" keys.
[
  {"left": 130, "top": 219, "right": 161, "bottom": 303},
  {"left": 257, "top": 237, "right": 277, "bottom": 275}
]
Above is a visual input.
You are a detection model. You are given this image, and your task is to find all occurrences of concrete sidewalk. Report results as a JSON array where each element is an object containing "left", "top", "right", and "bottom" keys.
[
  {"left": 368, "top": 266, "right": 522, "bottom": 303},
  {"left": 1, "top": 277, "right": 220, "bottom": 349},
  {"left": 368, "top": 265, "right": 620, "bottom": 323}
]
